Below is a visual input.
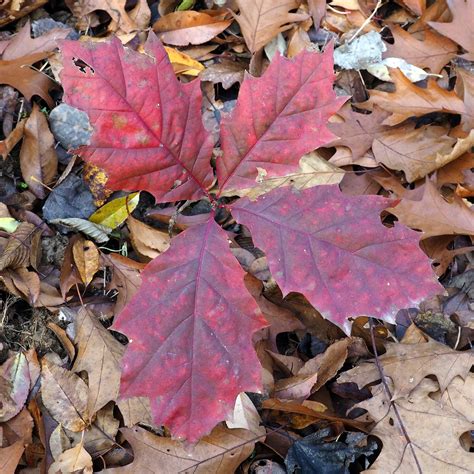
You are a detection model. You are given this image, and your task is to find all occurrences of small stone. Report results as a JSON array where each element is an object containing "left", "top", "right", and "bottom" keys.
[{"left": 49, "top": 104, "right": 93, "bottom": 150}]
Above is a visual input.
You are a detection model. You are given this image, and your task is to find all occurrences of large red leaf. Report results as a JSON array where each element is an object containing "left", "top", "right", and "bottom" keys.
[
  {"left": 217, "top": 46, "right": 346, "bottom": 195},
  {"left": 112, "top": 216, "right": 267, "bottom": 442},
  {"left": 60, "top": 33, "right": 213, "bottom": 203},
  {"left": 232, "top": 185, "right": 443, "bottom": 331}
]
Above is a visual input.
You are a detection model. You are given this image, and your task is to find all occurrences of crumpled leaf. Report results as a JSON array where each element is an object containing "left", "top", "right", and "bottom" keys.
[
  {"left": 127, "top": 214, "right": 170, "bottom": 260},
  {"left": 164, "top": 46, "right": 204, "bottom": 76},
  {"left": 336, "top": 338, "right": 474, "bottom": 398},
  {"left": 218, "top": 45, "right": 345, "bottom": 195},
  {"left": 285, "top": 428, "right": 377, "bottom": 474},
  {"left": 60, "top": 33, "right": 214, "bottom": 203},
  {"left": 0, "top": 222, "right": 41, "bottom": 271},
  {"left": 112, "top": 217, "right": 267, "bottom": 442},
  {"left": 72, "top": 238, "right": 99, "bottom": 286},
  {"left": 356, "top": 379, "right": 473, "bottom": 473},
  {"left": 50, "top": 218, "right": 112, "bottom": 244},
  {"left": 232, "top": 185, "right": 443, "bottom": 331}
]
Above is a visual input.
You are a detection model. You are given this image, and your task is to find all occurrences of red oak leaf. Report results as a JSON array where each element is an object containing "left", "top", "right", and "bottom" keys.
[
  {"left": 232, "top": 185, "right": 443, "bottom": 331},
  {"left": 60, "top": 34, "right": 214, "bottom": 203},
  {"left": 217, "top": 45, "right": 346, "bottom": 195},
  {"left": 112, "top": 216, "right": 267, "bottom": 442}
]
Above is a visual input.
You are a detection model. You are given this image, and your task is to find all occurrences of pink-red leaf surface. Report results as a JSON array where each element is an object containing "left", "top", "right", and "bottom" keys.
[
  {"left": 60, "top": 33, "right": 213, "bottom": 202},
  {"left": 217, "top": 45, "right": 346, "bottom": 194},
  {"left": 232, "top": 185, "right": 443, "bottom": 331},
  {"left": 112, "top": 216, "right": 267, "bottom": 442}
]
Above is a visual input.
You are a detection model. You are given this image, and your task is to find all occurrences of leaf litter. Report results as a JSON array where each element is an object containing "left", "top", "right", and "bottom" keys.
[{"left": 0, "top": 0, "right": 472, "bottom": 472}]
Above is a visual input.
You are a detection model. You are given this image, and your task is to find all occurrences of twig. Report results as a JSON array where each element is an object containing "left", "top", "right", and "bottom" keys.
[
  {"left": 369, "top": 318, "right": 423, "bottom": 473},
  {"left": 348, "top": 0, "right": 383, "bottom": 43}
]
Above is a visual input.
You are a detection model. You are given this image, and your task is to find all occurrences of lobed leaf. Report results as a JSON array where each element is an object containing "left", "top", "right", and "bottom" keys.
[
  {"left": 218, "top": 45, "right": 346, "bottom": 195},
  {"left": 232, "top": 185, "right": 443, "bottom": 331},
  {"left": 60, "top": 33, "right": 214, "bottom": 203},
  {"left": 112, "top": 216, "right": 267, "bottom": 442}
]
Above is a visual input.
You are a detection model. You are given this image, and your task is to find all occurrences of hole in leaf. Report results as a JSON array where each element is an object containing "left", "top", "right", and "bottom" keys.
[
  {"left": 389, "top": 417, "right": 394, "bottom": 426},
  {"left": 73, "top": 58, "right": 94, "bottom": 74}
]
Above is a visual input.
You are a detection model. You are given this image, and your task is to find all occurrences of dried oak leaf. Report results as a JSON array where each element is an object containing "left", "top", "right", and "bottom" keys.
[
  {"left": 372, "top": 124, "right": 458, "bottom": 183},
  {"left": 0, "top": 52, "right": 57, "bottom": 107},
  {"left": 383, "top": 25, "right": 458, "bottom": 74},
  {"left": 112, "top": 217, "right": 267, "bottom": 443},
  {"left": 106, "top": 424, "right": 263, "bottom": 473},
  {"left": 336, "top": 338, "right": 474, "bottom": 398},
  {"left": 72, "top": 308, "right": 125, "bottom": 415},
  {"left": 153, "top": 10, "right": 232, "bottom": 46},
  {"left": 429, "top": 0, "right": 474, "bottom": 61},
  {"left": 60, "top": 33, "right": 214, "bottom": 203},
  {"left": 64, "top": 0, "right": 136, "bottom": 33},
  {"left": 356, "top": 379, "right": 473, "bottom": 473},
  {"left": 233, "top": 0, "right": 310, "bottom": 53},
  {"left": 359, "top": 68, "right": 466, "bottom": 126},
  {"left": 232, "top": 185, "right": 443, "bottom": 331},
  {"left": 388, "top": 179, "right": 474, "bottom": 238},
  {"left": 1, "top": 20, "right": 70, "bottom": 61},
  {"left": 325, "top": 104, "right": 391, "bottom": 161},
  {"left": 49, "top": 440, "right": 93, "bottom": 474},
  {"left": 218, "top": 45, "right": 345, "bottom": 195}
]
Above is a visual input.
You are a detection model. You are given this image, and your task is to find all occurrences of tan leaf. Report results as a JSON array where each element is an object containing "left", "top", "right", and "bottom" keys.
[
  {"left": 428, "top": 0, "right": 473, "bottom": 61},
  {"left": 359, "top": 68, "right": 466, "bottom": 125},
  {"left": 383, "top": 25, "right": 457, "bottom": 74},
  {"left": 0, "top": 441, "right": 25, "bottom": 474},
  {"left": 153, "top": 10, "right": 232, "bottom": 46},
  {"left": 336, "top": 338, "right": 474, "bottom": 398},
  {"left": 398, "top": 0, "right": 426, "bottom": 15},
  {"left": 223, "top": 152, "right": 344, "bottom": 199},
  {"left": 0, "top": 353, "right": 30, "bottom": 422},
  {"left": 72, "top": 238, "right": 99, "bottom": 285},
  {"left": 437, "top": 373, "right": 474, "bottom": 422},
  {"left": 325, "top": 104, "right": 391, "bottom": 161},
  {"left": 40, "top": 359, "right": 90, "bottom": 432},
  {"left": 226, "top": 393, "right": 266, "bottom": 436},
  {"left": 0, "top": 119, "right": 25, "bottom": 160},
  {"left": 106, "top": 424, "right": 263, "bottom": 473},
  {"left": 127, "top": 215, "right": 170, "bottom": 260},
  {"left": 1, "top": 20, "right": 70, "bottom": 60},
  {"left": 372, "top": 124, "right": 457, "bottom": 182},
  {"left": 0, "top": 52, "right": 57, "bottom": 107},
  {"left": 0, "top": 222, "right": 41, "bottom": 271},
  {"left": 356, "top": 379, "right": 473, "bottom": 473},
  {"left": 388, "top": 179, "right": 474, "bottom": 238},
  {"left": 64, "top": 0, "right": 136, "bottom": 34},
  {"left": 456, "top": 67, "right": 474, "bottom": 131},
  {"left": 72, "top": 308, "right": 124, "bottom": 415},
  {"left": 233, "top": 0, "right": 309, "bottom": 53},
  {"left": 117, "top": 397, "right": 152, "bottom": 427},
  {"left": 0, "top": 268, "right": 41, "bottom": 305},
  {"left": 199, "top": 59, "right": 245, "bottom": 89},
  {"left": 49, "top": 440, "right": 93, "bottom": 474},
  {"left": 20, "top": 104, "right": 58, "bottom": 199}
]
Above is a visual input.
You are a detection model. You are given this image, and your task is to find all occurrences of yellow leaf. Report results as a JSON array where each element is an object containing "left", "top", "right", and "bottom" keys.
[
  {"left": 89, "top": 192, "right": 140, "bottom": 229},
  {"left": 164, "top": 46, "right": 204, "bottom": 76},
  {"left": 0, "top": 217, "right": 20, "bottom": 233}
]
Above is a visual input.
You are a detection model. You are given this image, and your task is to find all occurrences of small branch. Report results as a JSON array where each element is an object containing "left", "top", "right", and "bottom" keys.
[{"left": 369, "top": 318, "right": 423, "bottom": 473}]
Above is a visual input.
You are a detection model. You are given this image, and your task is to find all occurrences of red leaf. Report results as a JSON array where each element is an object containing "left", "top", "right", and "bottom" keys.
[
  {"left": 60, "top": 34, "right": 213, "bottom": 203},
  {"left": 112, "top": 216, "right": 267, "bottom": 442},
  {"left": 217, "top": 46, "right": 346, "bottom": 194},
  {"left": 232, "top": 185, "right": 443, "bottom": 331}
]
